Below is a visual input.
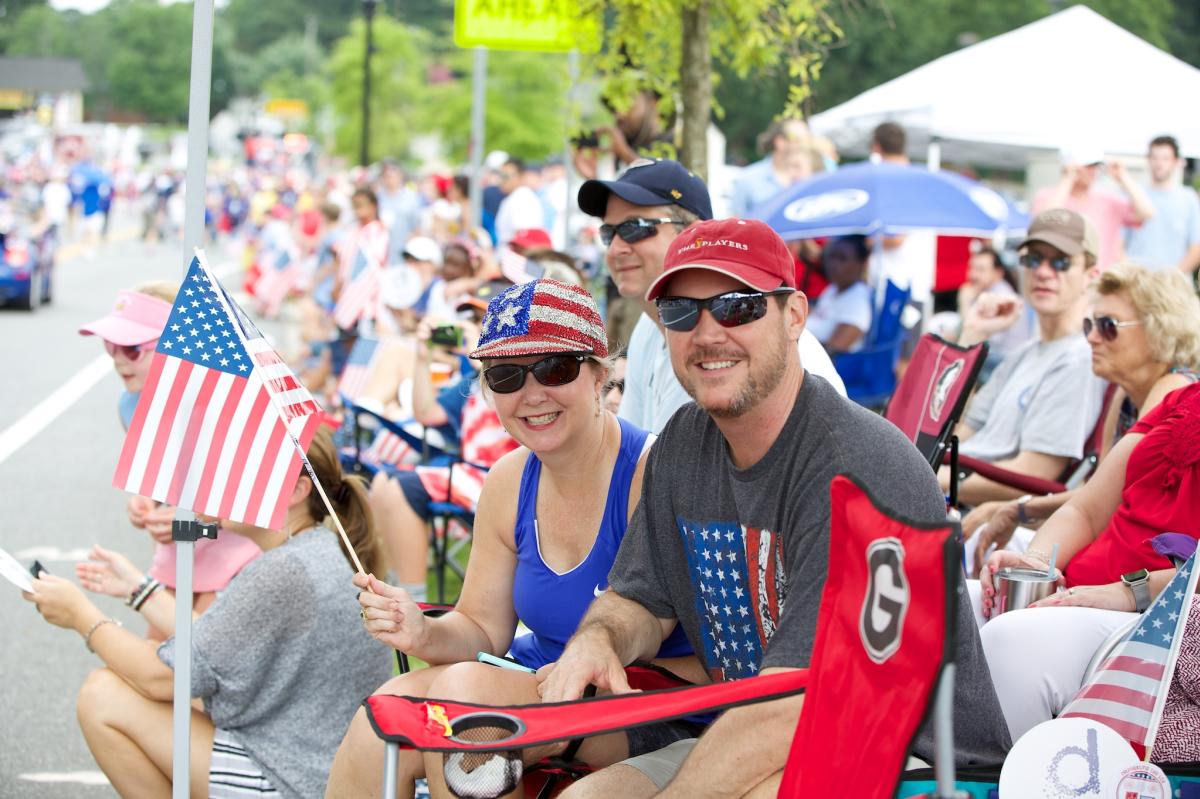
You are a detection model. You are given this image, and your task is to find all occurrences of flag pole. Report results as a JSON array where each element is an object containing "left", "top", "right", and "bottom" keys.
[
  {"left": 1144, "top": 555, "right": 1199, "bottom": 759},
  {"left": 197, "top": 253, "right": 367, "bottom": 575},
  {"left": 172, "top": 1, "right": 215, "bottom": 797}
]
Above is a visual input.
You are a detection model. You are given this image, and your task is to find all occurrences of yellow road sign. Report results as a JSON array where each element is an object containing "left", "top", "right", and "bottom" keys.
[{"left": 453, "top": 0, "right": 593, "bottom": 52}]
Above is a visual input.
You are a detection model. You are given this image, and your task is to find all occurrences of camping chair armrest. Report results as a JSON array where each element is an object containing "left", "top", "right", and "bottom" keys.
[
  {"left": 364, "top": 669, "right": 809, "bottom": 751},
  {"left": 947, "top": 453, "right": 1066, "bottom": 496},
  {"left": 341, "top": 395, "right": 456, "bottom": 461}
]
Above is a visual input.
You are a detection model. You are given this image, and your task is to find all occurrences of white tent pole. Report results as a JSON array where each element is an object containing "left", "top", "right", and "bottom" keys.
[
  {"left": 927, "top": 138, "right": 941, "bottom": 172},
  {"left": 173, "top": 1, "right": 215, "bottom": 797}
]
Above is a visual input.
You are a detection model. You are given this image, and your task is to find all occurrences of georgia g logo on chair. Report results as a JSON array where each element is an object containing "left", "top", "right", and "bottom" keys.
[{"left": 860, "top": 538, "right": 910, "bottom": 664}]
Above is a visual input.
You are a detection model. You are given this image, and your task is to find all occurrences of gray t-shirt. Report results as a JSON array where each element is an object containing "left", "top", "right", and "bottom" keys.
[
  {"left": 159, "top": 530, "right": 394, "bottom": 799},
  {"left": 961, "top": 334, "right": 1104, "bottom": 462},
  {"left": 609, "top": 373, "right": 1011, "bottom": 766}
]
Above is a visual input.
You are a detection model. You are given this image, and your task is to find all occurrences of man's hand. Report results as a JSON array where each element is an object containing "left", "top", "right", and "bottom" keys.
[
  {"left": 960, "top": 293, "right": 1023, "bottom": 345},
  {"left": 536, "top": 627, "right": 633, "bottom": 703},
  {"left": 1106, "top": 160, "right": 1130, "bottom": 185}
]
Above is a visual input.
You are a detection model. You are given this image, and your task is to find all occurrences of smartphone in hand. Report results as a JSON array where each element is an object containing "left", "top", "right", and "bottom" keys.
[{"left": 476, "top": 652, "right": 536, "bottom": 673}]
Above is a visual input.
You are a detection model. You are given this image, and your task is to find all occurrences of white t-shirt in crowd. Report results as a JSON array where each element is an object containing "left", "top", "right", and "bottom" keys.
[
  {"left": 871, "top": 230, "right": 936, "bottom": 305},
  {"left": 805, "top": 281, "right": 873, "bottom": 352},
  {"left": 41, "top": 180, "right": 72, "bottom": 226},
  {"left": 494, "top": 185, "right": 545, "bottom": 248}
]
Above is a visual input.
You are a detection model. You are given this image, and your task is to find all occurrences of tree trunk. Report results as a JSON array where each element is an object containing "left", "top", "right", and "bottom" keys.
[{"left": 679, "top": 0, "right": 711, "bottom": 182}]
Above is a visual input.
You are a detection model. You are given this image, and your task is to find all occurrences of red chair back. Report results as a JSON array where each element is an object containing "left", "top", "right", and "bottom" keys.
[
  {"left": 779, "top": 475, "right": 959, "bottom": 798},
  {"left": 885, "top": 334, "right": 988, "bottom": 468}
]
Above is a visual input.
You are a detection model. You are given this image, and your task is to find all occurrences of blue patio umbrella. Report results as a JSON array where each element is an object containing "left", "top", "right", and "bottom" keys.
[{"left": 757, "top": 161, "right": 1026, "bottom": 240}]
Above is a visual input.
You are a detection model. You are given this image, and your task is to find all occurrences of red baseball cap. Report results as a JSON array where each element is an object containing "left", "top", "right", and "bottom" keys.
[
  {"left": 510, "top": 227, "right": 553, "bottom": 251},
  {"left": 646, "top": 218, "right": 797, "bottom": 301}
]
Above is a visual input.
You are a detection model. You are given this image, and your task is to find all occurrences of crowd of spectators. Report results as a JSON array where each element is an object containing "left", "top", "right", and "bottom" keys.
[{"left": 12, "top": 114, "right": 1200, "bottom": 798}]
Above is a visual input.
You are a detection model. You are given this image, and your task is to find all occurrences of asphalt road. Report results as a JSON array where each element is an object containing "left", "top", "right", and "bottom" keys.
[{"left": 0, "top": 223, "right": 254, "bottom": 797}]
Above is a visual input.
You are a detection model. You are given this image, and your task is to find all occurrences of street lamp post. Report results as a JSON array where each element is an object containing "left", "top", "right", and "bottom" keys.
[{"left": 360, "top": 0, "right": 379, "bottom": 166}]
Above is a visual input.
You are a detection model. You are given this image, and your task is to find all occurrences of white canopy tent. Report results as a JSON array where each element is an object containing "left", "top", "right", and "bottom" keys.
[{"left": 810, "top": 5, "right": 1200, "bottom": 170}]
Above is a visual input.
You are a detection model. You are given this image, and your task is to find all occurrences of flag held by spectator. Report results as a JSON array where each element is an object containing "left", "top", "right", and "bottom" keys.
[
  {"left": 1060, "top": 552, "right": 1200, "bottom": 759},
  {"left": 253, "top": 244, "right": 301, "bottom": 319},
  {"left": 114, "top": 253, "right": 324, "bottom": 531},
  {"left": 336, "top": 336, "right": 380, "bottom": 403},
  {"left": 333, "top": 245, "right": 382, "bottom": 331}
]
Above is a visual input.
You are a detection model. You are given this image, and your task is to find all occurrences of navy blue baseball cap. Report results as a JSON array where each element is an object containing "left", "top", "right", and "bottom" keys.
[{"left": 578, "top": 158, "right": 712, "bottom": 221}]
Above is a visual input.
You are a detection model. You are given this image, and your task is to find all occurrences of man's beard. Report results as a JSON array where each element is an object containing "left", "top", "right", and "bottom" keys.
[{"left": 677, "top": 326, "right": 790, "bottom": 419}]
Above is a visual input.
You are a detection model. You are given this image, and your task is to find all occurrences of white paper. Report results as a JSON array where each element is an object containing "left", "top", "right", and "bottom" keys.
[{"left": 0, "top": 546, "right": 35, "bottom": 593}]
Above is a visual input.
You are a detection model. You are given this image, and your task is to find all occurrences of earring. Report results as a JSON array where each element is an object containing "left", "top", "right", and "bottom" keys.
[{"left": 595, "top": 393, "right": 602, "bottom": 418}]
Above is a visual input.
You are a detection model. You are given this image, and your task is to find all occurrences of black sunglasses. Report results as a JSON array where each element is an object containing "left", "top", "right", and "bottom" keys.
[
  {"left": 656, "top": 289, "right": 794, "bottom": 332},
  {"left": 1019, "top": 251, "right": 1075, "bottom": 271},
  {"left": 598, "top": 217, "right": 676, "bottom": 246},
  {"left": 1083, "top": 315, "right": 1142, "bottom": 341},
  {"left": 483, "top": 354, "right": 589, "bottom": 394}
]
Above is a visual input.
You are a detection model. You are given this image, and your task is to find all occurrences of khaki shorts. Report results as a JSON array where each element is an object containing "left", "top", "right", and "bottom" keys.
[{"left": 617, "top": 737, "right": 698, "bottom": 790}]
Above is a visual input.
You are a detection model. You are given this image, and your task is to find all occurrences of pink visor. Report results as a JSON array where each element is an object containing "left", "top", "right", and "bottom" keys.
[{"left": 79, "top": 290, "right": 173, "bottom": 346}]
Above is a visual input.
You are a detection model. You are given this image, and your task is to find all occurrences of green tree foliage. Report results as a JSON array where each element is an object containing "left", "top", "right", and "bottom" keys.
[
  {"left": 425, "top": 49, "right": 570, "bottom": 163},
  {"left": 326, "top": 13, "right": 431, "bottom": 163},
  {"left": 229, "top": 32, "right": 325, "bottom": 98},
  {"left": 572, "top": 0, "right": 842, "bottom": 177}
]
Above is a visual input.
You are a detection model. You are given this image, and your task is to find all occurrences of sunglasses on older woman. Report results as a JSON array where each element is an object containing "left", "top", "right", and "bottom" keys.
[
  {"left": 1083, "top": 315, "right": 1142, "bottom": 341},
  {"left": 483, "top": 354, "right": 589, "bottom": 394}
]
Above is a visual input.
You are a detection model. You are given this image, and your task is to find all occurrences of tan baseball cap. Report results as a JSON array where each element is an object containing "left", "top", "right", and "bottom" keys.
[{"left": 1018, "top": 208, "right": 1099, "bottom": 261}]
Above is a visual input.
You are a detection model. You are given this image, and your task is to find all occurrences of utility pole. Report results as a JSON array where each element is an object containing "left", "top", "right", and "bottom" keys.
[{"left": 360, "top": 0, "right": 379, "bottom": 166}]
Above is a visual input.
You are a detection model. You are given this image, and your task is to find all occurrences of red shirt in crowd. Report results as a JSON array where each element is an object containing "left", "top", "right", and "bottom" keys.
[{"left": 1065, "top": 382, "right": 1200, "bottom": 587}]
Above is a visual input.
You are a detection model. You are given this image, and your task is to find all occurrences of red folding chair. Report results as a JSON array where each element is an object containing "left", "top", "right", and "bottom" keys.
[
  {"left": 884, "top": 334, "right": 988, "bottom": 506},
  {"left": 363, "top": 475, "right": 966, "bottom": 799}
]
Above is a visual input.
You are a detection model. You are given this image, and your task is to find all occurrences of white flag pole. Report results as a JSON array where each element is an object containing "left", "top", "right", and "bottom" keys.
[
  {"left": 172, "top": 2, "right": 215, "bottom": 797},
  {"left": 197, "top": 252, "right": 367, "bottom": 575},
  {"left": 1144, "top": 554, "right": 1199, "bottom": 760}
]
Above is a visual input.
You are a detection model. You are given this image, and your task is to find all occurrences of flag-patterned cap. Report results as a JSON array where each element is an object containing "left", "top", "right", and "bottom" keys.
[{"left": 469, "top": 279, "right": 608, "bottom": 360}]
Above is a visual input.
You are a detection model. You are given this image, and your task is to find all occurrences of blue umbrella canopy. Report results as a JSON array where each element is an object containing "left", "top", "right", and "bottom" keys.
[{"left": 757, "top": 161, "right": 1026, "bottom": 240}]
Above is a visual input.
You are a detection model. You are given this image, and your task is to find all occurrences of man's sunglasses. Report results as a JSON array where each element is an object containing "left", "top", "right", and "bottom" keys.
[
  {"left": 656, "top": 289, "right": 794, "bottom": 333},
  {"left": 1018, "top": 251, "right": 1075, "bottom": 271},
  {"left": 104, "top": 340, "right": 156, "bottom": 360},
  {"left": 598, "top": 217, "right": 676, "bottom": 246},
  {"left": 1083, "top": 315, "right": 1141, "bottom": 341},
  {"left": 483, "top": 354, "right": 590, "bottom": 394}
]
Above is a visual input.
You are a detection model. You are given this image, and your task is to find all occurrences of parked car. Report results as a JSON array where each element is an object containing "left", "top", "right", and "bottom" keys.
[{"left": 0, "top": 225, "right": 55, "bottom": 310}]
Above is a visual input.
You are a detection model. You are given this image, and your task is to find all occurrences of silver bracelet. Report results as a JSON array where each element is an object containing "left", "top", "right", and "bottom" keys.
[{"left": 83, "top": 618, "right": 122, "bottom": 653}]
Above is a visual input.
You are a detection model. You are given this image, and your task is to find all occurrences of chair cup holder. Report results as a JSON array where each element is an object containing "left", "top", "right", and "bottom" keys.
[{"left": 442, "top": 713, "right": 526, "bottom": 799}]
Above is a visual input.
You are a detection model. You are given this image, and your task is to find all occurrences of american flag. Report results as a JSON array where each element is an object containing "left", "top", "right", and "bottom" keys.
[
  {"left": 1061, "top": 552, "right": 1199, "bottom": 759},
  {"left": 253, "top": 244, "right": 301, "bottom": 318},
  {"left": 114, "top": 254, "right": 324, "bottom": 531},
  {"left": 678, "top": 519, "right": 787, "bottom": 681},
  {"left": 333, "top": 246, "right": 382, "bottom": 331},
  {"left": 336, "top": 336, "right": 380, "bottom": 402},
  {"left": 361, "top": 428, "right": 417, "bottom": 470}
]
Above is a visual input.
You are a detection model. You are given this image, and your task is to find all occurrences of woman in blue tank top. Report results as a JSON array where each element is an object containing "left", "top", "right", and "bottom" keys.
[{"left": 328, "top": 280, "right": 705, "bottom": 799}]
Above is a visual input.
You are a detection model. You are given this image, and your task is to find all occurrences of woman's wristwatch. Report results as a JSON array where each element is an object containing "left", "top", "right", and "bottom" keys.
[{"left": 1120, "top": 568, "right": 1151, "bottom": 612}]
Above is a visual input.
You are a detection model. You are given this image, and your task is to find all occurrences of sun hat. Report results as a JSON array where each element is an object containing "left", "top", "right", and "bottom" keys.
[
  {"left": 79, "top": 289, "right": 172, "bottom": 346},
  {"left": 402, "top": 236, "right": 443, "bottom": 266},
  {"left": 578, "top": 158, "right": 713, "bottom": 221},
  {"left": 469, "top": 279, "right": 608, "bottom": 360},
  {"left": 645, "top": 218, "right": 797, "bottom": 302}
]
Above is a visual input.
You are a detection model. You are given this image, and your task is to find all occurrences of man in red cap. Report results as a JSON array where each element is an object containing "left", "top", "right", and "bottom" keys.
[{"left": 540, "top": 219, "right": 1010, "bottom": 796}]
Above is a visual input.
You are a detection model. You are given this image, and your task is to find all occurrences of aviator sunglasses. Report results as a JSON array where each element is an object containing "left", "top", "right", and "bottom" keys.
[
  {"left": 483, "top": 354, "right": 590, "bottom": 394},
  {"left": 1083, "top": 315, "right": 1142, "bottom": 341},
  {"left": 598, "top": 217, "right": 676, "bottom": 246},
  {"left": 656, "top": 288, "right": 794, "bottom": 332},
  {"left": 1018, "top": 251, "right": 1075, "bottom": 271}
]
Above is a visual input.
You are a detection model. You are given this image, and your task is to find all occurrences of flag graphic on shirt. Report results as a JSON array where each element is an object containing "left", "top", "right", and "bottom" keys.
[
  {"left": 114, "top": 254, "right": 324, "bottom": 531},
  {"left": 678, "top": 519, "right": 786, "bottom": 681},
  {"left": 1061, "top": 552, "right": 1199, "bottom": 759},
  {"left": 333, "top": 246, "right": 382, "bottom": 330},
  {"left": 336, "top": 336, "right": 380, "bottom": 402}
]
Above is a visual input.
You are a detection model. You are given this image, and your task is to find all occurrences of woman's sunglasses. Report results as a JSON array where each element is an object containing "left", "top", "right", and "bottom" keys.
[
  {"left": 104, "top": 340, "right": 156, "bottom": 360},
  {"left": 598, "top": 217, "right": 675, "bottom": 246},
  {"left": 656, "top": 289, "right": 794, "bottom": 333},
  {"left": 1018, "top": 252, "right": 1074, "bottom": 271},
  {"left": 483, "top": 354, "right": 589, "bottom": 394},
  {"left": 1083, "top": 315, "right": 1141, "bottom": 341}
]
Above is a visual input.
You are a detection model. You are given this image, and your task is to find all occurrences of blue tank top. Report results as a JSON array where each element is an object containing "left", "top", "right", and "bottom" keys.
[{"left": 509, "top": 417, "right": 693, "bottom": 669}]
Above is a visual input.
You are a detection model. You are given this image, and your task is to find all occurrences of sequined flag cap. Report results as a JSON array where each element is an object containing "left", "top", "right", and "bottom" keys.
[{"left": 469, "top": 278, "right": 608, "bottom": 360}]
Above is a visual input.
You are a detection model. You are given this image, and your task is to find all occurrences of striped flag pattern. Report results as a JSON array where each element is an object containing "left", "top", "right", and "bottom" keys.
[
  {"left": 1060, "top": 552, "right": 1199, "bottom": 759},
  {"left": 333, "top": 246, "right": 382, "bottom": 331},
  {"left": 415, "top": 390, "right": 517, "bottom": 512},
  {"left": 253, "top": 243, "right": 301, "bottom": 318},
  {"left": 336, "top": 336, "right": 380, "bottom": 402},
  {"left": 114, "top": 254, "right": 323, "bottom": 531}
]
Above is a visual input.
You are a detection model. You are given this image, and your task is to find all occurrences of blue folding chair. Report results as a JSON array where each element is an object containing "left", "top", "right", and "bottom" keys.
[
  {"left": 337, "top": 396, "right": 480, "bottom": 603},
  {"left": 832, "top": 280, "right": 912, "bottom": 410}
]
